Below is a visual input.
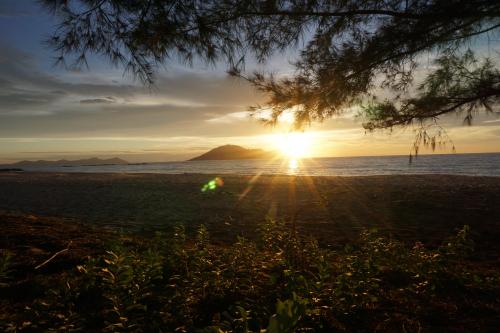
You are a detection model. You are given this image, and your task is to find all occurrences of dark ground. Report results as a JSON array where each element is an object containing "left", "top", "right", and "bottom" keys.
[{"left": 0, "top": 172, "right": 499, "bottom": 262}]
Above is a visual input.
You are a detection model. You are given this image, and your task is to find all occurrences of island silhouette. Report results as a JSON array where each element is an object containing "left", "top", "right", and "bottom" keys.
[
  {"left": 6, "top": 157, "right": 128, "bottom": 168},
  {"left": 189, "top": 144, "right": 276, "bottom": 161}
]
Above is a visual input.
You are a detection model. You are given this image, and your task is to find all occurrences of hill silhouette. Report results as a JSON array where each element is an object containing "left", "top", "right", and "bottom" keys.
[
  {"left": 7, "top": 157, "right": 128, "bottom": 167},
  {"left": 189, "top": 145, "right": 275, "bottom": 161}
]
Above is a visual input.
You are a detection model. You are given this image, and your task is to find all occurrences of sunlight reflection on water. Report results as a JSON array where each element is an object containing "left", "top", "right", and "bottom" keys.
[{"left": 288, "top": 158, "right": 299, "bottom": 174}]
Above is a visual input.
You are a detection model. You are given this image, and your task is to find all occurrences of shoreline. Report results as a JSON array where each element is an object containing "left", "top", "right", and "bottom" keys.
[{"left": 2, "top": 170, "right": 500, "bottom": 178}]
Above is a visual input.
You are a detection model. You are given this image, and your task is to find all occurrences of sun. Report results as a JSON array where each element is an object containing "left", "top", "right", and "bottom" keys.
[{"left": 275, "top": 132, "right": 313, "bottom": 158}]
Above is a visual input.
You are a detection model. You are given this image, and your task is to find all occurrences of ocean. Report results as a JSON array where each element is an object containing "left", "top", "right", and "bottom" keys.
[{"left": 16, "top": 153, "right": 500, "bottom": 177}]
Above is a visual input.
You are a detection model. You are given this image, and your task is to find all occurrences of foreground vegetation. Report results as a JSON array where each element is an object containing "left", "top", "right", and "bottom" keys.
[{"left": 1, "top": 220, "right": 499, "bottom": 332}]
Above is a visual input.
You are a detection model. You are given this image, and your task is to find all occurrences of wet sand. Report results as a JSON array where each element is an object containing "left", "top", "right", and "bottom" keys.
[{"left": 0, "top": 172, "right": 499, "bottom": 260}]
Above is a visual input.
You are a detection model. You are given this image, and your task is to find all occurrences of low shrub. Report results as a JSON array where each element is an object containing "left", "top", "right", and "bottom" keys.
[{"left": 2, "top": 222, "right": 499, "bottom": 332}]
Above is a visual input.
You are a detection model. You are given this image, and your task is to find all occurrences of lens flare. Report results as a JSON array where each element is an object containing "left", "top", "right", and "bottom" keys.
[{"left": 201, "top": 177, "right": 224, "bottom": 192}]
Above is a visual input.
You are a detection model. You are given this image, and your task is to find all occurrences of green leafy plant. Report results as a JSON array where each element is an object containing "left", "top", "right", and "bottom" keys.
[
  {"left": 267, "top": 293, "right": 308, "bottom": 333},
  {"left": 1, "top": 222, "right": 498, "bottom": 332}
]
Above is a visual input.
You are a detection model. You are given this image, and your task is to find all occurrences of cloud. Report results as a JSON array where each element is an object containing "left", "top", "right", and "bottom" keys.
[
  {"left": 80, "top": 97, "right": 116, "bottom": 104},
  {"left": 0, "top": 45, "right": 139, "bottom": 116},
  {"left": 154, "top": 73, "right": 264, "bottom": 106},
  {"left": 0, "top": 89, "right": 62, "bottom": 110},
  {"left": 0, "top": 45, "right": 265, "bottom": 138},
  {"left": 206, "top": 111, "right": 251, "bottom": 123},
  {"left": 0, "top": 44, "right": 263, "bottom": 120}
]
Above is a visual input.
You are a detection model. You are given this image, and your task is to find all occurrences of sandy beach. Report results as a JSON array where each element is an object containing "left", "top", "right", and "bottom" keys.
[{"left": 1, "top": 172, "right": 499, "bottom": 259}]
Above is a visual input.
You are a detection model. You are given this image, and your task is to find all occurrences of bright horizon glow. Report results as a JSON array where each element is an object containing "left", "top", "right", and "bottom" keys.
[{"left": 274, "top": 132, "right": 314, "bottom": 158}]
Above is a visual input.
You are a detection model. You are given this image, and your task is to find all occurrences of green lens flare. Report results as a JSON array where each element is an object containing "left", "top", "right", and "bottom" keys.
[{"left": 201, "top": 177, "right": 224, "bottom": 192}]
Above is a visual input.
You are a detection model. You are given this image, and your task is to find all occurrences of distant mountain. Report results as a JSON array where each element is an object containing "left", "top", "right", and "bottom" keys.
[
  {"left": 8, "top": 157, "right": 128, "bottom": 167},
  {"left": 189, "top": 145, "right": 275, "bottom": 161}
]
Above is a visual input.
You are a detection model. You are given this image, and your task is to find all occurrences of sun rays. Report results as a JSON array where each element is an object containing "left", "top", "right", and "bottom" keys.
[{"left": 237, "top": 131, "right": 316, "bottom": 201}]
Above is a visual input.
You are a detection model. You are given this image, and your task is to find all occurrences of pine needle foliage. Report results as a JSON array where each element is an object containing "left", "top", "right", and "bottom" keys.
[{"left": 41, "top": 0, "right": 500, "bottom": 131}]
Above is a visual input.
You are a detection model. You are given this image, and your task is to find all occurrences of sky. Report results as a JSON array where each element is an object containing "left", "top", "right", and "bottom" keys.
[{"left": 0, "top": 1, "right": 499, "bottom": 164}]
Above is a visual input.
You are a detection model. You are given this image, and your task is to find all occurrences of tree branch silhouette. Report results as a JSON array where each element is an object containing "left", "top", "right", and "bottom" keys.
[{"left": 41, "top": 0, "right": 500, "bottom": 147}]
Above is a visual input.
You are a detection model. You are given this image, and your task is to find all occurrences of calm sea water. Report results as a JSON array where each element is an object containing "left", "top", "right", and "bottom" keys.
[{"left": 19, "top": 153, "right": 500, "bottom": 177}]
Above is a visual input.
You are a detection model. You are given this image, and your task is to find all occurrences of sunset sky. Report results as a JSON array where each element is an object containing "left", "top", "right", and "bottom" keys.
[{"left": 1, "top": 1, "right": 499, "bottom": 164}]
